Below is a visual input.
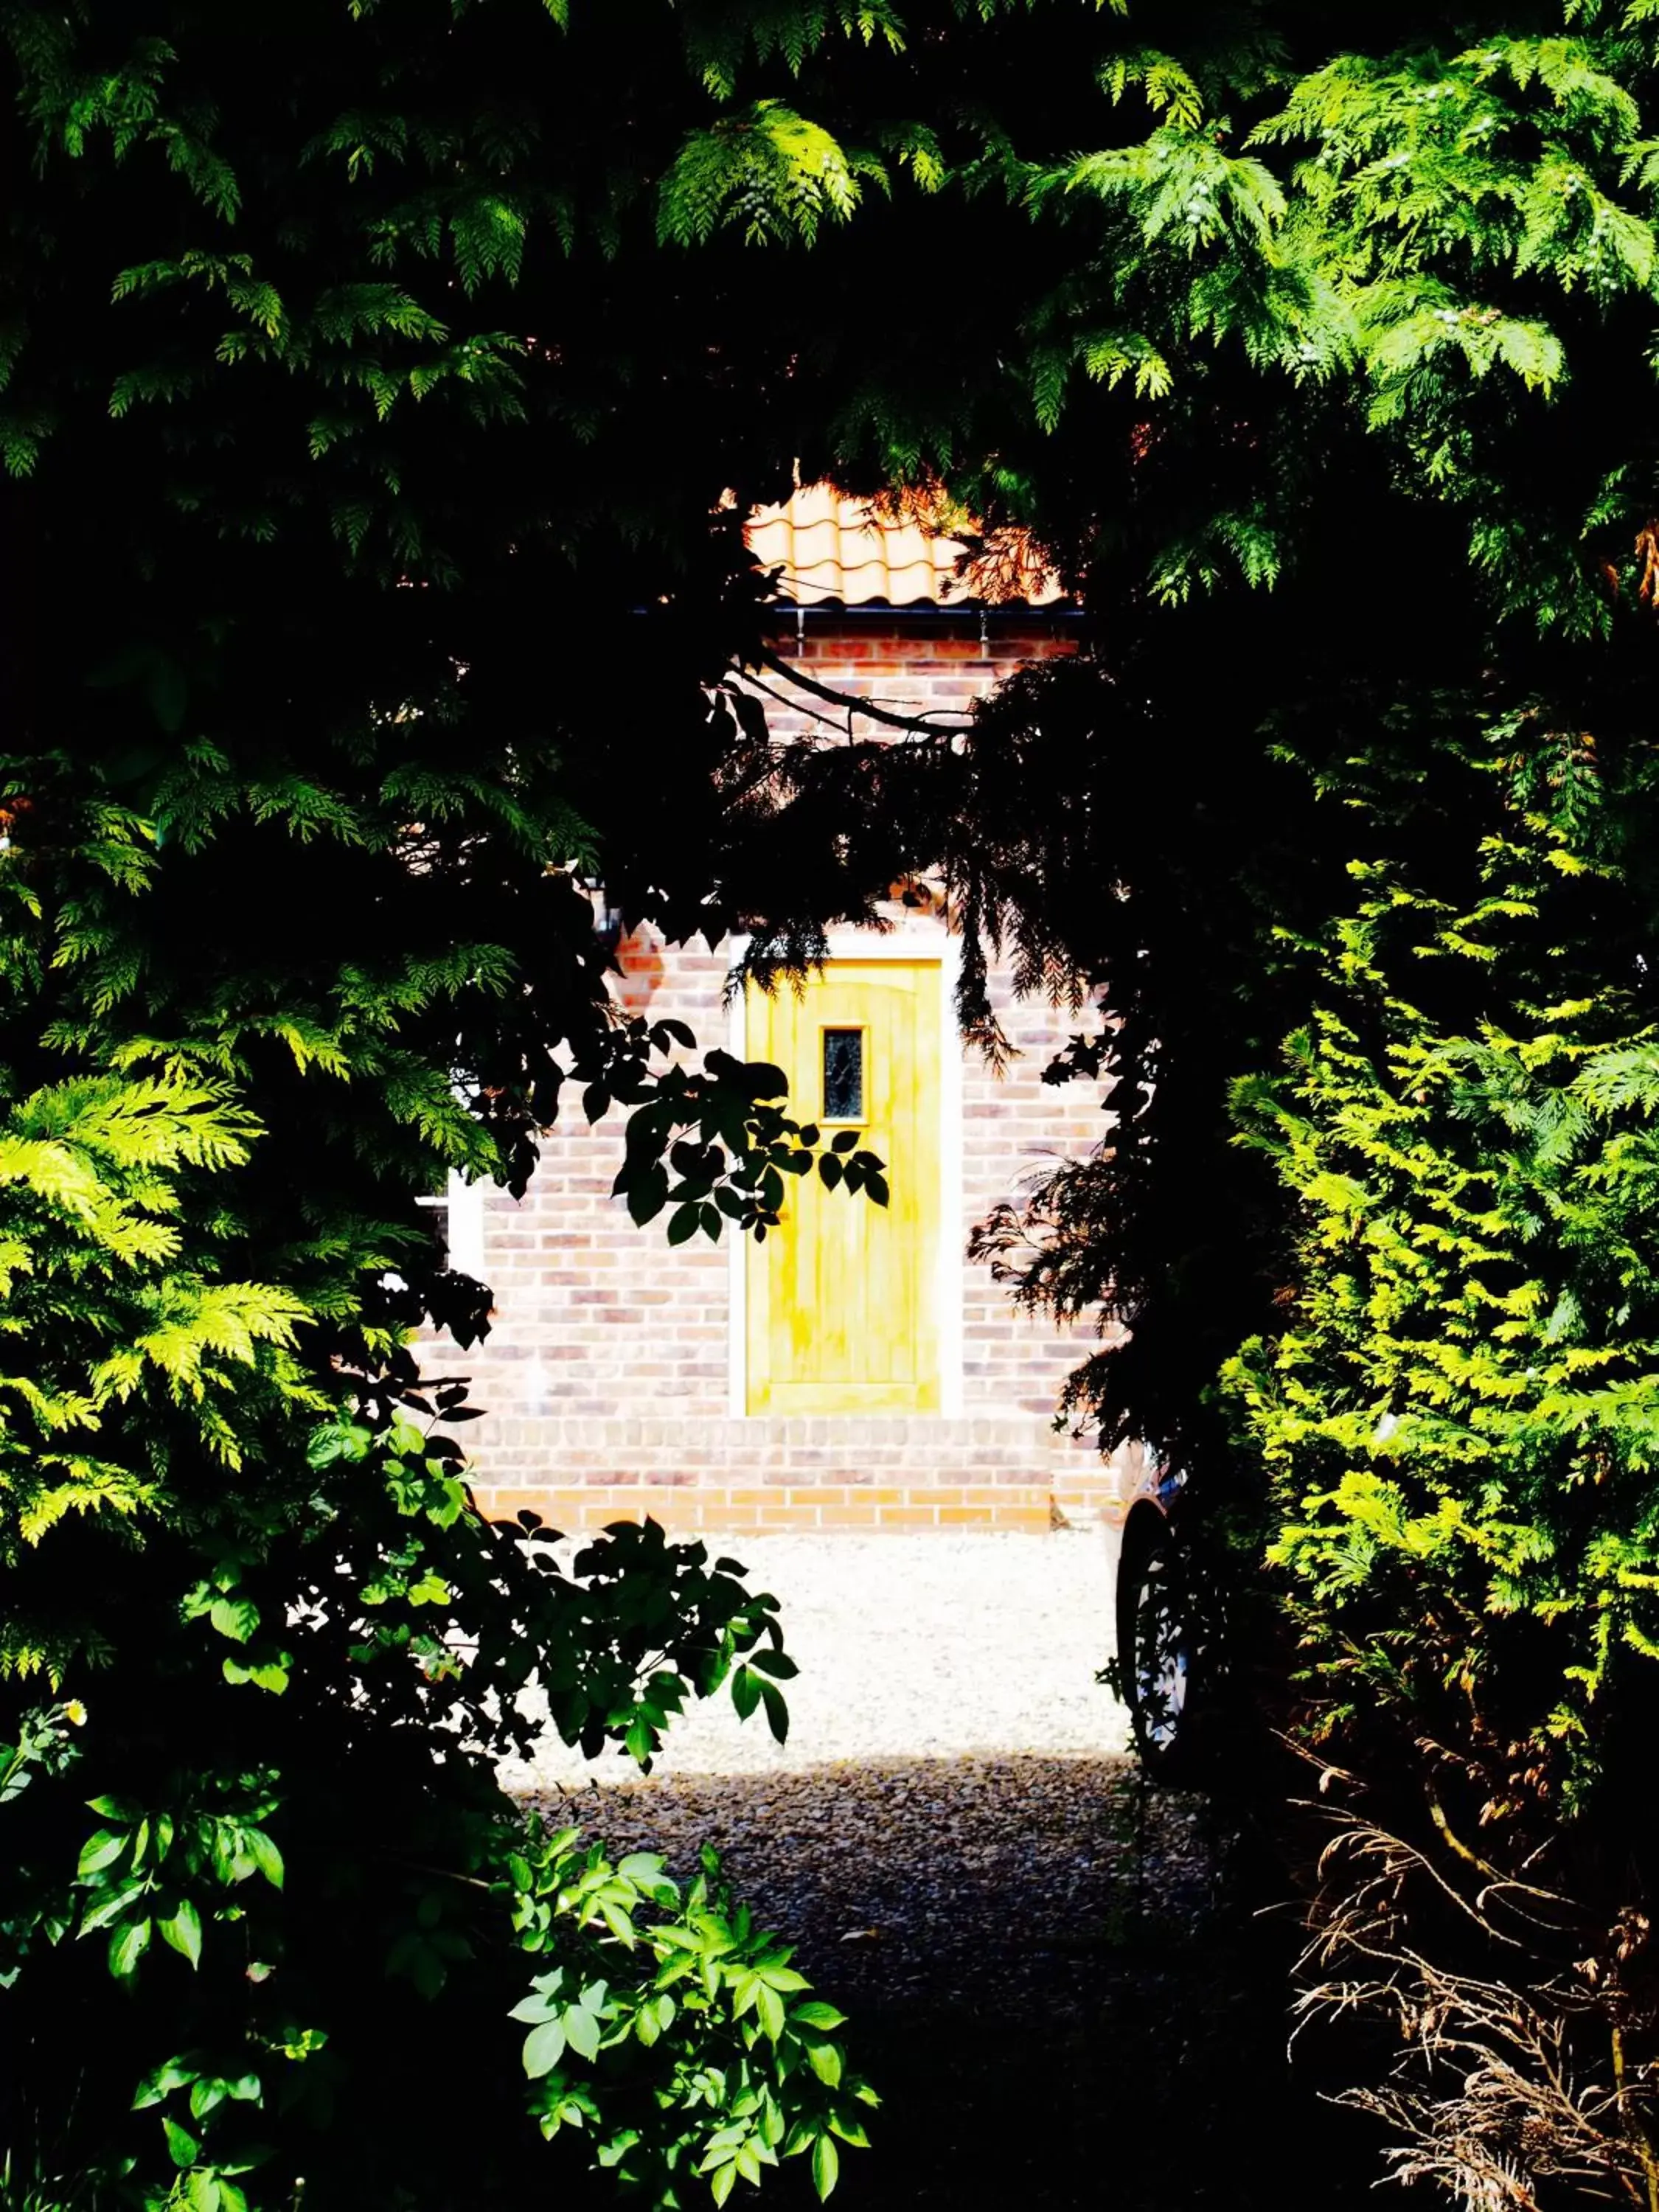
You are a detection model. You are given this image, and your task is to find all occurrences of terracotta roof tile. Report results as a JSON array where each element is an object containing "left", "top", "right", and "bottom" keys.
[{"left": 745, "top": 483, "right": 1064, "bottom": 608}]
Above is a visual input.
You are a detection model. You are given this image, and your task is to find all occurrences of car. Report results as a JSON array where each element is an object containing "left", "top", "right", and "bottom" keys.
[{"left": 1103, "top": 1442, "right": 1200, "bottom": 1780}]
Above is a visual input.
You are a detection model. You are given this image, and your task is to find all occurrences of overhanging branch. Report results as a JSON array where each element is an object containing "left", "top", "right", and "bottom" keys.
[{"left": 745, "top": 645, "right": 973, "bottom": 737}]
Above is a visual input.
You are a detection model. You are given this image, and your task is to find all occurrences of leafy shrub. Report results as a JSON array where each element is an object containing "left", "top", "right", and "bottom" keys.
[
  {"left": 3, "top": 1350, "right": 874, "bottom": 2212},
  {"left": 1227, "top": 722, "right": 1659, "bottom": 2199},
  {"left": 0, "top": 763, "right": 878, "bottom": 2209}
]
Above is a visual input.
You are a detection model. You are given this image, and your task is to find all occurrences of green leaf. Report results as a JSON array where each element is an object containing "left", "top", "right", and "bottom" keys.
[
  {"left": 186, "top": 2170, "right": 222, "bottom": 2212},
  {"left": 625, "top": 1166, "right": 669, "bottom": 1225},
  {"left": 564, "top": 2003, "right": 602, "bottom": 2062},
  {"left": 80, "top": 1878, "right": 150, "bottom": 1935},
  {"left": 744, "top": 1060, "right": 789, "bottom": 1101},
  {"left": 78, "top": 1826, "right": 128, "bottom": 1877},
  {"left": 307, "top": 1421, "right": 371, "bottom": 1470},
  {"left": 157, "top": 1896, "right": 203, "bottom": 1968},
  {"left": 792, "top": 2001, "right": 847, "bottom": 2031},
  {"left": 209, "top": 1596, "right": 259, "bottom": 1643},
  {"left": 109, "top": 1916, "right": 153, "bottom": 1978},
  {"left": 804, "top": 2039, "right": 842, "bottom": 2087},
  {"left": 731, "top": 1665, "right": 762, "bottom": 1721},
  {"left": 522, "top": 2018, "right": 567, "bottom": 2077},
  {"left": 133, "top": 2057, "right": 200, "bottom": 2110},
  {"left": 812, "top": 2134, "right": 841, "bottom": 2199},
  {"left": 243, "top": 1826, "right": 284, "bottom": 1890},
  {"left": 163, "top": 2115, "right": 201, "bottom": 2168}
]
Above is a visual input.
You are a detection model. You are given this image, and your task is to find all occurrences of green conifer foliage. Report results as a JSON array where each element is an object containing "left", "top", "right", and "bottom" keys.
[
  {"left": 1, "top": 5, "right": 920, "bottom": 2202},
  {"left": 780, "top": 6, "right": 1659, "bottom": 2188},
  {"left": 19, "top": 0, "right": 1659, "bottom": 2197}
]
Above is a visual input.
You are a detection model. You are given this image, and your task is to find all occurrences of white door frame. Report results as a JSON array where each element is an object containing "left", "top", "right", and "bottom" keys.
[{"left": 726, "top": 929, "right": 964, "bottom": 1419}]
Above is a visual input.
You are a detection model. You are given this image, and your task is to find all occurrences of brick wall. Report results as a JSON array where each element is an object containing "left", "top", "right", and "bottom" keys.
[
  {"left": 750, "top": 607, "right": 1075, "bottom": 740},
  {"left": 448, "top": 609, "right": 1126, "bottom": 1532}
]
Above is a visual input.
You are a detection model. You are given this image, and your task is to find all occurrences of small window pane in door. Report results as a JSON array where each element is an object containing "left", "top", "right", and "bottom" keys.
[{"left": 822, "top": 1028, "right": 865, "bottom": 1121}]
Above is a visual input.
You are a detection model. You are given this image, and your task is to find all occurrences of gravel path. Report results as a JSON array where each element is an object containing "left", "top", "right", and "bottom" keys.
[
  {"left": 501, "top": 1528, "right": 1132, "bottom": 1788},
  {"left": 501, "top": 1531, "right": 1220, "bottom": 2023},
  {"left": 498, "top": 1531, "right": 1343, "bottom": 2209}
]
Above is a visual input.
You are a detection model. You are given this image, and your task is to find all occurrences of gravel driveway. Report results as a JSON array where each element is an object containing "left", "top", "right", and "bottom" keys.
[
  {"left": 501, "top": 1528, "right": 1131, "bottom": 1786},
  {"left": 503, "top": 1531, "right": 1380, "bottom": 2209}
]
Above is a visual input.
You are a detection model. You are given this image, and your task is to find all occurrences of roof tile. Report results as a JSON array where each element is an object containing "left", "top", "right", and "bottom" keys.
[{"left": 745, "top": 483, "right": 1063, "bottom": 608}]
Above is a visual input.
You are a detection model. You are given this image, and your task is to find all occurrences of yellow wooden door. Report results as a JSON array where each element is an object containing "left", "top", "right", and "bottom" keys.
[{"left": 746, "top": 961, "right": 942, "bottom": 1414}]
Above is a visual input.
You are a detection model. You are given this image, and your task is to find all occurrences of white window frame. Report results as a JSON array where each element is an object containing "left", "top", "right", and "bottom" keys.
[
  {"left": 443, "top": 1171, "right": 487, "bottom": 1281},
  {"left": 413, "top": 1170, "right": 487, "bottom": 1283}
]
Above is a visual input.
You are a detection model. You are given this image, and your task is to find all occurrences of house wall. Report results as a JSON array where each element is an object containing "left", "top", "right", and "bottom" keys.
[{"left": 451, "top": 611, "right": 1128, "bottom": 1533}]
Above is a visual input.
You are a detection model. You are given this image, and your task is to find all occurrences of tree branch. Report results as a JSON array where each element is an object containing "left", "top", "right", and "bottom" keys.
[{"left": 744, "top": 645, "right": 973, "bottom": 737}]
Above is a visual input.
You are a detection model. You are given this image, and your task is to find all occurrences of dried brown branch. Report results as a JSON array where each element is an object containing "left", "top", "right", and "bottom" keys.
[{"left": 1290, "top": 1801, "right": 1658, "bottom": 2208}]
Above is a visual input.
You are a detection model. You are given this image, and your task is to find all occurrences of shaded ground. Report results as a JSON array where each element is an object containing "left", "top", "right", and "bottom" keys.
[
  {"left": 534, "top": 1755, "right": 1388, "bottom": 2210},
  {"left": 517, "top": 1538, "right": 1385, "bottom": 2206}
]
